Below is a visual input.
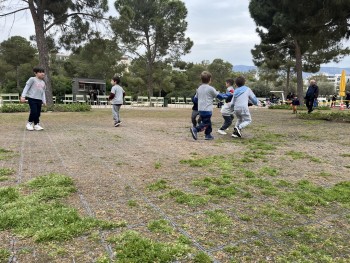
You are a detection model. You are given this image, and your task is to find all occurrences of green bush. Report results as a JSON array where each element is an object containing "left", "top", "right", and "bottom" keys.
[
  {"left": 0, "top": 104, "right": 29, "bottom": 113},
  {"left": 0, "top": 103, "right": 91, "bottom": 113}
]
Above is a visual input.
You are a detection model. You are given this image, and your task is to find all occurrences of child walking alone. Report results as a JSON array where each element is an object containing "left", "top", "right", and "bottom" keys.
[
  {"left": 20, "top": 66, "right": 46, "bottom": 131},
  {"left": 292, "top": 95, "right": 300, "bottom": 114},
  {"left": 190, "top": 71, "right": 228, "bottom": 140},
  {"left": 109, "top": 76, "right": 125, "bottom": 127},
  {"left": 231, "top": 76, "right": 259, "bottom": 138}
]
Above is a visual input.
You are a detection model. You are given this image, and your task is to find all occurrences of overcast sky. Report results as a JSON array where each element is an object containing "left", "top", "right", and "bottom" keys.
[{"left": 1, "top": 0, "right": 349, "bottom": 68}]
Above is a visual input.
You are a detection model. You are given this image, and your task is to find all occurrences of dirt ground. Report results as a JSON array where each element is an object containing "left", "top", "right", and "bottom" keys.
[{"left": 0, "top": 106, "right": 349, "bottom": 262}]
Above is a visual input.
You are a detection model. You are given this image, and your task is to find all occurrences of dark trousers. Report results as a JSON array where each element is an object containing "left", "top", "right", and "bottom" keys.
[
  {"left": 191, "top": 110, "right": 202, "bottom": 127},
  {"left": 305, "top": 98, "right": 314, "bottom": 113},
  {"left": 194, "top": 115, "right": 212, "bottom": 135},
  {"left": 220, "top": 115, "right": 234, "bottom": 130},
  {"left": 28, "top": 98, "right": 42, "bottom": 125}
]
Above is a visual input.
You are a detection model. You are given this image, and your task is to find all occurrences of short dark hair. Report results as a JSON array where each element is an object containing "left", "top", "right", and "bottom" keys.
[
  {"left": 201, "top": 71, "right": 212, "bottom": 84},
  {"left": 226, "top": 78, "right": 234, "bottom": 86},
  {"left": 112, "top": 76, "right": 121, "bottom": 84},
  {"left": 235, "top": 76, "right": 245, "bottom": 87},
  {"left": 33, "top": 66, "right": 45, "bottom": 73}
]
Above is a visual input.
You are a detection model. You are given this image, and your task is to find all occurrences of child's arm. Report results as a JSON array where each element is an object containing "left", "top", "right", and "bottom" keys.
[{"left": 20, "top": 78, "right": 34, "bottom": 103}]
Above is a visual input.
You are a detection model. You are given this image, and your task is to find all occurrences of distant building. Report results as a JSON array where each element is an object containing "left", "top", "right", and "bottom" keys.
[{"left": 55, "top": 53, "right": 70, "bottom": 61}]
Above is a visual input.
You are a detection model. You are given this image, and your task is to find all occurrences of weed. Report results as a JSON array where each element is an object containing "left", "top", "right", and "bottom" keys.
[
  {"left": 127, "top": 200, "right": 138, "bottom": 207},
  {"left": 147, "top": 179, "right": 168, "bottom": 191},
  {"left": 318, "top": 171, "right": 332, "bottom": 177},
  {"left": 154, "top": 161, "right": 161, "bottom": 169},
  {"left": 285, "top": 151, "right": 306, "bottom": 160},
  {"left": 147, "top": 219, "right": 173, "bottom": 233},
  {"left": 238, "top": 214, "right": 252, "bottom": 221},
  {"left": 107, "top": 231, "right": 191, "bottom": 262},
  {"left": 340, "top": 153, "right": 350, "bottom": 157}
]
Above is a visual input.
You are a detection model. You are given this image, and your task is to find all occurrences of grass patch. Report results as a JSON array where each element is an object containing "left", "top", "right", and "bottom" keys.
[
  {"left": 107, "top": 230, "right": 191, "bottom": 262},
  {"left": 204, "top": 209, "right": 232, "bottom": 233},
  {"left": 167, "top": 190, "right": 209, "bottom": 206},
  {"left": 259, "top": 166, "right": 279, "bottom": 177},
  {"left": 193, "top": 251, "right": 212, "bottom": 263},
  {"left": 0, "top": 148, "right": 15, "bottom": 161},
  {"left": 340, "top": 153, "right": 350, "bottom": 157},
  {"left": 147, "top": 179, "right": 168, "bottom": 191},
  {"left": 0, "top": 248, "right": 10, "bottom": 262},
  {"left": 147, "top": 219, "right": 173, "bottom": 234},
  {"left": 285, "top": 150, "right": 322, "bottom": 163},
  {"left": 318, "top": 171, "right": 332, "bottom": 177},
  {"left": 0, "top": 168, "right": 14, "bottom": 182},
  {"left": 298, "top": 111, "right": 350, "bottom": 122},
  {"left": 0, "top": 174, "right": 123, "bottom": 242}
]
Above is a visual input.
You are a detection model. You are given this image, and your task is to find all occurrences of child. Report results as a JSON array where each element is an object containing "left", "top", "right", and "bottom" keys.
[
  {"left": 20, "top": 66, "right": 46, "bottom": 131},
  {"left": 225, "top": 78, "right": 234, "bottom": 94},
  {"left": 109, "top": 76, "right": 125, "bottom": 127},
  {"left": 231, "top": 76, "right": 259, "bottom": 138},
  {"left": 218, "top": 79, "right": 235, "bottom": 135},
  {"left": 292, "top": 95, "right": 300, "bottom": 114},
  {"left": 190, "top": 71, "right": 228, "bottom": 140},
  {"left": 191, "top": 93, "right": 201, "bottom": 127}
]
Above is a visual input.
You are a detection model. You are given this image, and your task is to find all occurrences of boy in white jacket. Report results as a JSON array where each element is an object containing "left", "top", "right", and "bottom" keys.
[{"left": 217, "top": 79, "right": 234, "bottom": 135}]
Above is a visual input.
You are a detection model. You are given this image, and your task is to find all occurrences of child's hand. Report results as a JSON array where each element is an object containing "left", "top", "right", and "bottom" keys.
[{"left": 20, "top": 97, "right": 26, "bottom": 103}]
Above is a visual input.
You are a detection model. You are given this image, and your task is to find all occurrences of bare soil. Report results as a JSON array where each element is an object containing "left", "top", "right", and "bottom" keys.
[{"left": 0, "top": 106, "right": 349, "bottom": 262}]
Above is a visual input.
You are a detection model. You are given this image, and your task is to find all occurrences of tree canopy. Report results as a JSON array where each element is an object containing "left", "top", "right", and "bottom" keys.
[
  {"left": 110, "top": 0, "right": 193, "bottom": 96},
  {"left": 249, "top": 0, "right": 350, "bottom": 101}
]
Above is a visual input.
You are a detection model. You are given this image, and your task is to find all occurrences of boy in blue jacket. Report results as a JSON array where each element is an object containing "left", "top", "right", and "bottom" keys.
[
  {"left": 190, "top": 71, "right": 229, "bottom": 140},
  {"left": 231, "top": 76, "right": 259, "bottom": 138}
]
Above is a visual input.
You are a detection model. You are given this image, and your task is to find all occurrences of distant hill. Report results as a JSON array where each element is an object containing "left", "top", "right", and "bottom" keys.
[{"left": 233, "top": 64, "right": 350, "bottom": 77}]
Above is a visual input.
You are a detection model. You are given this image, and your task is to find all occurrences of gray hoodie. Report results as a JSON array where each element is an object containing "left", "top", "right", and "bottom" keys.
[{"left": 21, "top": 77, "right": 46, "bottom": 104}]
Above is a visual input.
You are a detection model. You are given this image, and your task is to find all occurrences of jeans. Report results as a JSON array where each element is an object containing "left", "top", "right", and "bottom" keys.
[
  {"left": 194, "top": 115, "right": 212, "bottom": 135},
  {"left": 191, "top": 110, "right": 202, "bottom": 127},
  {"left": 28, "top": 98, "right": 42, "bottom": 125}
]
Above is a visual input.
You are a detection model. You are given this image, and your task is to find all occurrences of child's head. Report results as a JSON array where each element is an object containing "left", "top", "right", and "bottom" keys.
[
  {"left": 200, "top": 71, "right": 212, "bottom": 84},
  {"left": 225, "top": 78, "right": 234, "bottom": 87},
  {"left": 33, "top": 66, "right": 45, "bottom": 79},
  {"left": 235, "top": 76, "right": 245, "bottom": 87},
  {"left": 111, "top": 76, "right": 121, "bottom": 85}
]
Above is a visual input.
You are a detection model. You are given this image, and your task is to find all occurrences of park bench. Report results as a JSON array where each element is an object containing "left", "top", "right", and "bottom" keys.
[
  {"left": 0, "top": 93, "right": 20, "bottom": 104},
  {"left": 63, "top": 94, "right": 73, "bottom": 104}
]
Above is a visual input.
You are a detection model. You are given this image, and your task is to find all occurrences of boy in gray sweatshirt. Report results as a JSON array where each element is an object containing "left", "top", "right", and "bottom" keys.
[
  {"left": 190, "top": 71, "right": 228, "bottom": 140},
  {"left": 231, "top": 76, "right": 259, "bottom": 138}
]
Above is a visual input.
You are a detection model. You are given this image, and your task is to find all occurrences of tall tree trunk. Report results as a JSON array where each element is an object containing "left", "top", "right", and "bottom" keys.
[
  {"left": 28, "top": 0, "right": 53, "bottom": 105},
  {"left": 294, "top": 39, "right": 304, "bottom": 105},
  {"left": 16, "top": 66, "right": 20, "bottom": 92},
  {"left": 286, "top": 66, "right": 290, "bottom": 92}
]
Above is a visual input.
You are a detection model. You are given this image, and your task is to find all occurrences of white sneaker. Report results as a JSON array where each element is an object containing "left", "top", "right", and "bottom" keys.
[
  {"left": 26, "top": 122, "right": 34, "bottom": 131},
  {"left": 217, "top": 129, "right": 227, "bottom": 135},
  {"left": 34, "top": 124, "right": 44, "bottom": 131}
]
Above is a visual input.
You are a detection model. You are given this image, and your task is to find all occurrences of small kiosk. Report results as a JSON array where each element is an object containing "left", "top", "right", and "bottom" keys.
[{"left": 72, "top": 78, "right": 106, "bottom": 103}]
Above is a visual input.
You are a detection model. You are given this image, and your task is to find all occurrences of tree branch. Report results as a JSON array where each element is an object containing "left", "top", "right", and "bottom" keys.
[
  {"left": 45, "top": 12, "right": 109, "bottom": 32},
  {"left": 0, "top": 7, "right": 29, "bottom": 17}
]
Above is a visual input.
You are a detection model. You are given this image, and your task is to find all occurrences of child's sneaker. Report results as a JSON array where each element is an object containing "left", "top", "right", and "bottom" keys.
[
  {"left": 190, "top": 127, "right": 198, "bottom": 140},
  {"left": 233, "top": 127, "right": 241, "bottom": 137},
  {"left": 205, "top": 134, "right": 214, "bottom": 140},
  {"left": 217, "top": 129, "right": 227, "bottom": 135},
  {"left": 26, "top": 122, "right": 34, "bottom": 131},
  {"left": 34, "top": 124, "right": 44, "bottom": 131},
  {"left": 114, "top": 122, "right": 120, "bottom": 127}
]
